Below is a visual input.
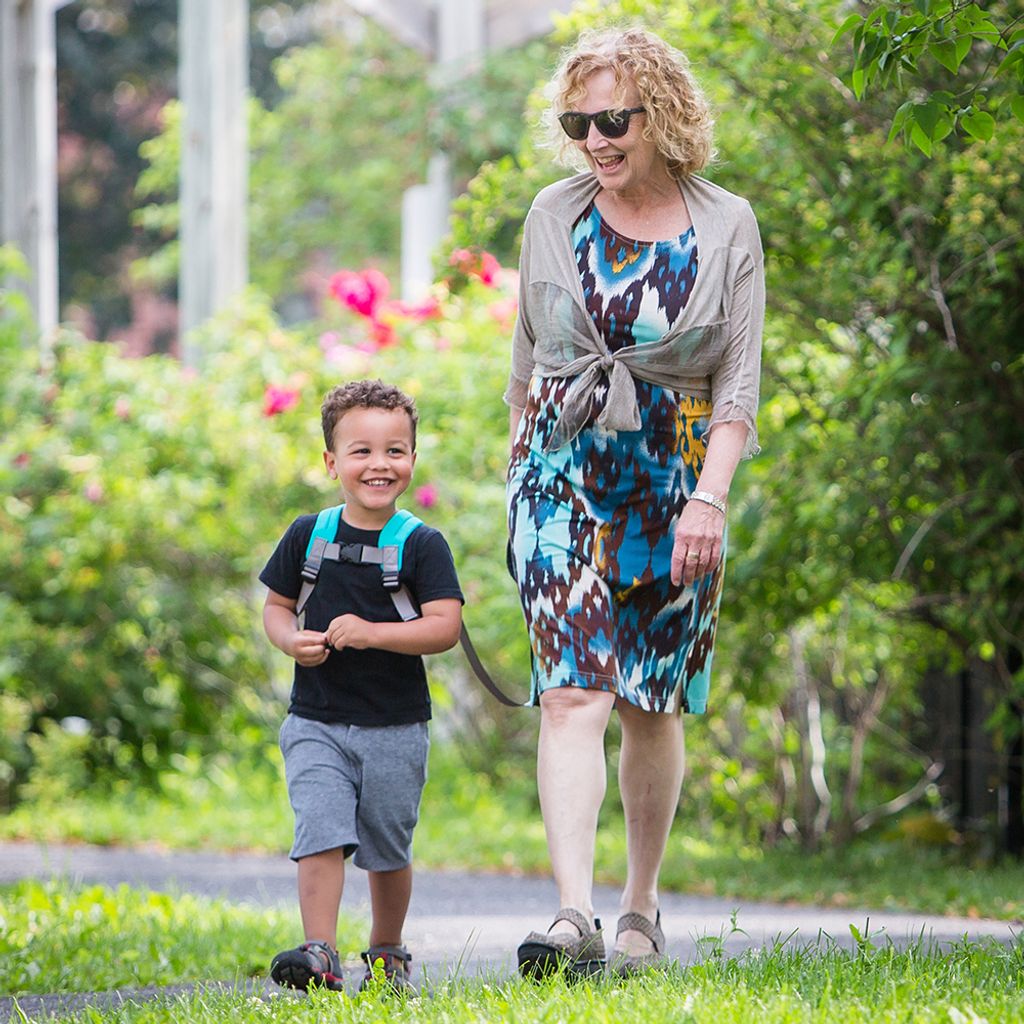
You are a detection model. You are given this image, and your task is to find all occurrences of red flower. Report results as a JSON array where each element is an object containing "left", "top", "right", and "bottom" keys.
[
  {"left": 328, "top": 268, "right": 390, "bottom": 319},
  {"left": 369, "top": 318, "right": 398, "bottom": 348},
  {"left": 263, "top": 384, "right": 300, "bottom": 417},
  {"left": 448, "top": 248, "right": 502, "bottom": 287}
]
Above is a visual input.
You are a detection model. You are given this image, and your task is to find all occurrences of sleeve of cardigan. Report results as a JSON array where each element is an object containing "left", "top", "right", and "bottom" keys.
[
  {"left": 503, "top": 211, "right": 536, "bottom": 408},
  {"left": 709, "top": 201, "right": 766, "bottom": 459}
]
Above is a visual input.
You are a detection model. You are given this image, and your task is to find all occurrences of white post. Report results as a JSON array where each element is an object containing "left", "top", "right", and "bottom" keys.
[
  {"left": 179, "top": 0, "right": 248, "bottom": 361},
  {"left": 398, "top": 0, "right": 483, "bottom": 300},
  {"left": 400, "top": 153, "right": 451, "bottom": 299},
  {"left": 0, "top": 0, "right": 61, "bottom": 336}
]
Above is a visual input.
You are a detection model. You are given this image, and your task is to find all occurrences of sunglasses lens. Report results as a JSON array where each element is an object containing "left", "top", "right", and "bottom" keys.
[
  {"left": 595, "top": 111, "right": 629, "bottom": 137},
  {"left": 558, "top": 112, "right": 588, "bottom": 140}
]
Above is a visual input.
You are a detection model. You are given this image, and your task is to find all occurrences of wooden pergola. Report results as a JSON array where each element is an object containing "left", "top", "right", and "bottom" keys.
[{"left": 0, "top": 0, "right": 574, "bottom": 346}]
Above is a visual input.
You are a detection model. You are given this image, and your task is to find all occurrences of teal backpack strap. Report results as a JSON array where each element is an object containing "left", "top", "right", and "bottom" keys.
[
  {"left": 376, "top": 510, "right": 422, "bottom": 620},
  {"left": 305, "top": 504, "right": 344, "bottom": 558},
  {"left": 296, "top": 505, "right": 344, "bottom": 623},
  {"left": 297, "top": 506, "right": 424, "bottom": 624},
  {"left": 377, "top": 510, "right": 423, "bottom": 586}
]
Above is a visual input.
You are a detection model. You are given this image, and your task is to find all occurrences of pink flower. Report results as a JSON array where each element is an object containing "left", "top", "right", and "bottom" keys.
[
  {"left": 415, "top": 483, "right": 439, "bottom": 508},
  {"left": 324, "top": 343, "right": 374, "bottom": 373},
  {"left": 434, "top": 336, "right": 452, "bottom": 351},
  {"left": 319, "top": 330, "right": 341, "bottom": 351},
  {"left": 84, "top": 480, "right": 104, "bottom": 503},
  {"left": 488, "top": 297, "right": 518, "bottom": 327},
  {"left": 448, "top": 248, "right": 474, "bottom": 273},
  {"left": 13, "top": 452, "right": 30, "bottom": 468},
  {"left": 328, "top": 268, "right": 390, "bottom": 319},
  {"left": 383, "top": 296, "right": 441, "bottom": 322},
  {"left": 263, "top": 384, "right": 300, "bottom": 417},
  {"left": 448, "top": 248, "right": 502, "bottom": 287},
  {"left": 114, "top": 397, "right": 132, "bottom": 420},
  {"left": 477, "top": 252, "right": 501, "bottom": 286}
]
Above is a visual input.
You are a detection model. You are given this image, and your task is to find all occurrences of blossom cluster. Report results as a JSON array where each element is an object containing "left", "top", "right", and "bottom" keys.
[{"left": 263, "top": 250, "right": 513, "bottom": 421}]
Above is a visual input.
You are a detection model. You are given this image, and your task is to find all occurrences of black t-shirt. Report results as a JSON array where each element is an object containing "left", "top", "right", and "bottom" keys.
[{"left": 259, "top": 512, "right": 464, "bottom": 726}]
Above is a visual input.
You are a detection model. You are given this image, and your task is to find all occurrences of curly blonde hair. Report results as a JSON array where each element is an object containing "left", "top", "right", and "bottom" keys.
[{"left": 543, "top": 27, "right": 715, "bottom": 179}]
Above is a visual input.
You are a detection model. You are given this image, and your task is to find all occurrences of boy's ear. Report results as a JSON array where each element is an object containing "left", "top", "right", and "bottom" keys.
[{"left": 323, "top": 450, "right": 337, "bottom": 479}]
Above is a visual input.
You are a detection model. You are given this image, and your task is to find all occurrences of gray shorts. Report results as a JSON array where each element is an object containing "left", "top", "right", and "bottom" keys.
[{"left": 279, "top": 714, "right": 429, "bottom": 872}]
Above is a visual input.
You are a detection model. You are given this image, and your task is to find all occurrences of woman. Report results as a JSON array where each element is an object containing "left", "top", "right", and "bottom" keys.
[{"left": 506, "top": 27, "right": 764, "bottom": 977}]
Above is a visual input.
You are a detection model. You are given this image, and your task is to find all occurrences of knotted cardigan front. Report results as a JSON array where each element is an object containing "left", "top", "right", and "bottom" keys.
[{"left": 504, "top": 171, "right": 766, "bottom": 458}]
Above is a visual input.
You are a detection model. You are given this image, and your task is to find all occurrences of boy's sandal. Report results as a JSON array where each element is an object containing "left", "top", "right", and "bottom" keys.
[
  {"left": 270, "top": 939, "right": 345, "bottom": 991},
  {"left": 610, "top": 910, "right": 668, "bottom": 976},
  {"left": 517, "top": 907, "right": 606, "bottom": 980},
  {"left": 359, "top": 943, "right": 414, "bottom": 993}
]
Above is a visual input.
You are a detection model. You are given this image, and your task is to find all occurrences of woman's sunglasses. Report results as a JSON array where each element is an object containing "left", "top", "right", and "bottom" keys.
[{"left": 558, "top": 106, "right": 646, "bottom": 141}]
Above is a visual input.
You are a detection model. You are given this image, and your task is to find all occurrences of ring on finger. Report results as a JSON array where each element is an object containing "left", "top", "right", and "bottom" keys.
[{"left": 686, "top": 551, "right": 701, "bottom": 561}]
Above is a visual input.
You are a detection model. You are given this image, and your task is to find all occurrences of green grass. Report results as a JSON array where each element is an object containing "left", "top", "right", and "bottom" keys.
[
  {"left": 3, "top": 745, "right": 1023, "bottom": 923},
  {"left": 2, "top": 880, "right": 1023, "bottom": 1021},
  {"left": 6, "top": 937, "right": 1024, "bottom": 1023},
  {"left": 0, "top": 881, "right": 364, "bottom": 997}
]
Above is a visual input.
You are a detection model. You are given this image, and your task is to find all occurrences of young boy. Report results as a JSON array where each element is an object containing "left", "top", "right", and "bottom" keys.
[{"left": 260, "top": 379, "right": 463, "bottom": 993}]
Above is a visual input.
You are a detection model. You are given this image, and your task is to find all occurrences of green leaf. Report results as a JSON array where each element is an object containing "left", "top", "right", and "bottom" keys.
[
  {"left": 929, "top": 39, "right": 960, "bottom": 73},
  {"left": 1011, "top": 95, "right": 1024, "bottom": 123},
  {"left": 961, "top": 109, "right": 995, "bottom": 141},
  {"left": 955, "top": 34, "right": 972, "bottom": 66},
  {"left": 887, "top": 100, "right": 914, "bottom": 142},
  {"left": 832, "top": 13, "right": 863, "bottom": 47},
  {"left": 852, "top": 65, "right": 867, "bottom": 99},
  {"left": 910, "top": 121, "right": 933, "bottom": 155},
  {"left": 913, "top": 100, "right": 943, "bottom": 138}
]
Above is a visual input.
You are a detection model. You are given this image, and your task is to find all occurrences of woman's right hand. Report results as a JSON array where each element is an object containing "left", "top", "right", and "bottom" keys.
[{"left": 670, "top": 499, "right": 725, "bottom": 587}]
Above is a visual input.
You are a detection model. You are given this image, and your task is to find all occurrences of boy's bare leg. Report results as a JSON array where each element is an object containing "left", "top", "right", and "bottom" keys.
[
  {"left": 297, "top": 847, "right": 345, "bottom": 944},
  {"left": 367, "top": 865, "right": 413, "bottom": 945}
]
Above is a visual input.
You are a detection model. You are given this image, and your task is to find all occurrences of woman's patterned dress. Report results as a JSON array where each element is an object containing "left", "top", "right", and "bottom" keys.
[{"left": 507, "top": 200, "right": 725, "bottom": 714}]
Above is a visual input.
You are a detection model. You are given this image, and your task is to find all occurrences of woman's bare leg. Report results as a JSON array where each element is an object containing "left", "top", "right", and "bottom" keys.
[
  {"left": 537, "top": 687, "right": 616, "bottom": 935},
  {"left": 615, "top": 698, "right": 685, "bottom": 954}
]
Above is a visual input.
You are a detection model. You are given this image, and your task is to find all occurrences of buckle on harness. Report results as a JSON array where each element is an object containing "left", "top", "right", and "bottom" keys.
[
  {"left": 380, "top": 545, "right": 400, "bottom": 590},
  {"left": 301, "top": 537, "right": 329, "bottom": 583}
]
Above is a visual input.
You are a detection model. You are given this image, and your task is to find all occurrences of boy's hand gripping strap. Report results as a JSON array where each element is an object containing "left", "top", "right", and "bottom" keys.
[{"left": 294, "top": 504, "right": 527, "bottom": 705}]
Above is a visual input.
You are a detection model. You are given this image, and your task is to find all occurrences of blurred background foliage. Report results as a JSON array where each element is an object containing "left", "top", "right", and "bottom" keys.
[{"left": 2, "top": 0, "right": 1022, "bottom": 861}]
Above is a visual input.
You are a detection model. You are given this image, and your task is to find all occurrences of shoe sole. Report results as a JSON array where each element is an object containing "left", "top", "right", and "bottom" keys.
[
  {"left": 517, "top": 942, "right": 605, "bottom": 982},
  {"left": 270, "top": 951, "right": 344, "bottom": 992}
]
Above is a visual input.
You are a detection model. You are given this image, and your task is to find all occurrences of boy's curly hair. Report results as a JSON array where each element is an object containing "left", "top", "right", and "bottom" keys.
[
  {"left": 321, "top": 379, "right": 418, "bottom": 450},
  {"left": 543, "top": 26, "right": 715, "bottom": 179}
]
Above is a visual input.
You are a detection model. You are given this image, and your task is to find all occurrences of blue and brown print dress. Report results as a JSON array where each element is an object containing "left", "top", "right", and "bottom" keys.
[{"left": 507, "top": 200, "right": 724, "bottom": 714}]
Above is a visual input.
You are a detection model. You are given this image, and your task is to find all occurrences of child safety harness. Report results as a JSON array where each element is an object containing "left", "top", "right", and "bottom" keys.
[{"left": 295, "top": 505, "right": 525, "bottom": 707}]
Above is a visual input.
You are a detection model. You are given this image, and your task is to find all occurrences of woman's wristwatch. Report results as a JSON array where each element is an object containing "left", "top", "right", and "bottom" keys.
[{"left": 690, "top": 490, "right": 727, "bottom": 515}]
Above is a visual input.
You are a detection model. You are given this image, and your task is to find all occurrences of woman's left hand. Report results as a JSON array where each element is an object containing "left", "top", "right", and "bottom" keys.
[{"left": 671, "top": 498, "right": 726, "bottom": 587}]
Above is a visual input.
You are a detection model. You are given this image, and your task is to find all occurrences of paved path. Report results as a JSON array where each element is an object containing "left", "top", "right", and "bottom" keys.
[{"left": 1, "top": 840, "right": 1019, "bottom": 1018}]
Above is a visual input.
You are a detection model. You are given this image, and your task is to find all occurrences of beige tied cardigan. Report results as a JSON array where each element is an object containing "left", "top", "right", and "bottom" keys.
[{"left": 504, "top": 171, "right": 766, "bottom": 457}]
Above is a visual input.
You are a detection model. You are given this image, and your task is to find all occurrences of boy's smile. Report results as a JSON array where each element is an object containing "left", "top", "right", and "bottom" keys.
[{"left": 323, "top": 406, "right": 416, "bottom": 529}]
